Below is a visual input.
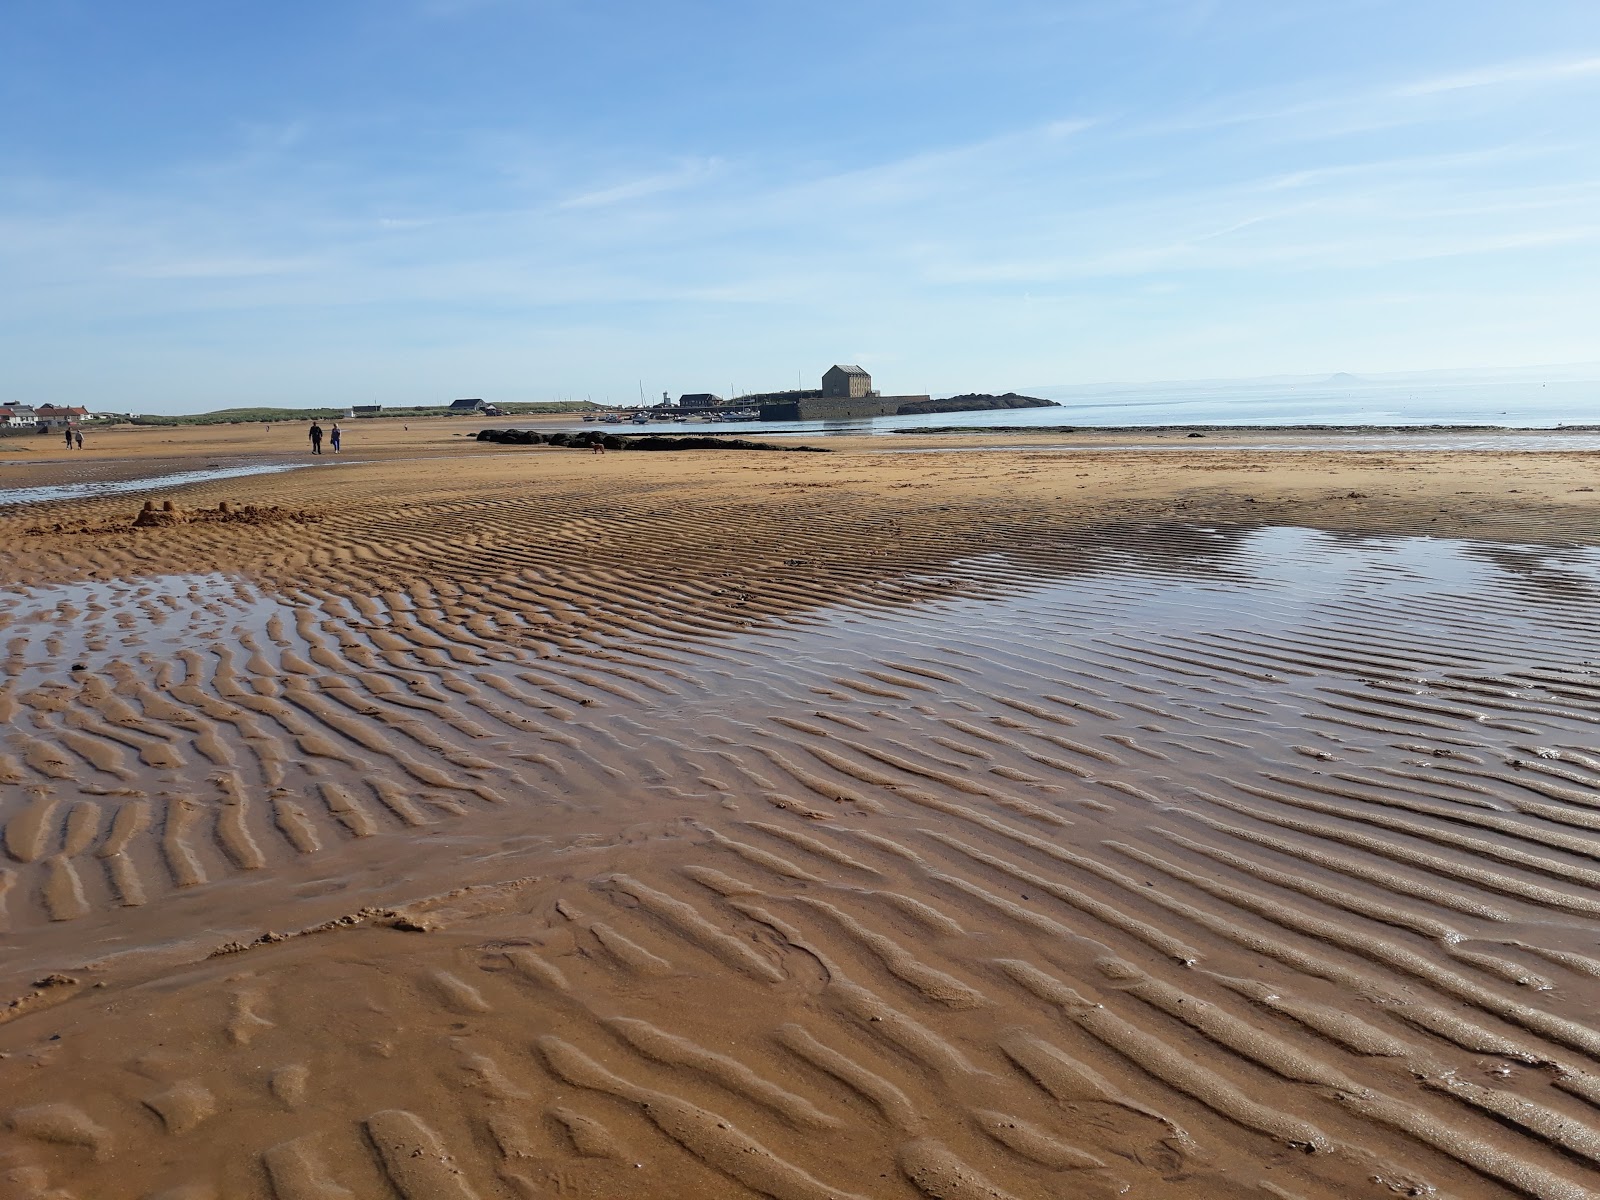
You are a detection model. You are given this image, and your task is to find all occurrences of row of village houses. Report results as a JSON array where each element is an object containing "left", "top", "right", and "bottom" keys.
[{"left": 0, "top": 404, "right": 97, "bottom": 430}]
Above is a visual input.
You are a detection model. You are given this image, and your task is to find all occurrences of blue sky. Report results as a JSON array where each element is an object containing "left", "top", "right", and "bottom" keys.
[{"left": 3, "top": 1, "right": 1598, "bottom": 412}]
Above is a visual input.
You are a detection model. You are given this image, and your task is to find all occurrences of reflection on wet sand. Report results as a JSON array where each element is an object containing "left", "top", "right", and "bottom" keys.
[{"left": 4, "top": 507, "right": 1600, "bottom": 1198}]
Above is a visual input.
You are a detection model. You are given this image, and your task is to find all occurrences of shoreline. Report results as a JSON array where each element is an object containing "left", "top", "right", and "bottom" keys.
[
  {"left": 4, "top": 420, "right": 1599, "bottom": 563},
  {"left": 9, "top": 433, "right": 1600, "bottom": 512}
]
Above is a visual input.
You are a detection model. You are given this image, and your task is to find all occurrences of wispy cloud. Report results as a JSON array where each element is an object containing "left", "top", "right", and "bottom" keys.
[
  {"left": 122, "top": 255, "right": 323, "bottom": 279},
  {"left": 1259, "top": 144, "right": 1565, "bottom": 190},
  {"left": 236, "top": 120, "right": 309, "bottom": 153},
  {"left": 559, "top": 158, "right": 721, "bottom": 209},
  {"left": 1398, "top": 54, "right": 1600, "bottom": 96},
  {"left": 1146, "top": 52, "right": 1600, "bottom": 146},
  {"left": 7, "top": 2, "right": 1600, "bottom": 404}
]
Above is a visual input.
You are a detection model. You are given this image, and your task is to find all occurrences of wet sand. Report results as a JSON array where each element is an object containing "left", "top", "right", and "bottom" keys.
[{"left": 3, "top": 427, "right": 1600, "bottom": 1199}]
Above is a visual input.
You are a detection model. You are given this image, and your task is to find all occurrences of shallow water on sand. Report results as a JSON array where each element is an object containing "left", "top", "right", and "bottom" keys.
[
  {"left": 0, "top": 461, "right": 326, "bottom": 508},
  {"left": 4, "top": 526, "right": 1600, "bottom": 1199}
]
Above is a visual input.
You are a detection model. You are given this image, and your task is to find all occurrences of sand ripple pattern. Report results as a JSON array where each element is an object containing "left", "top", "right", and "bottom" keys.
[{"left": 4, "top": 514, "right": 1600, "bottom": 1199}]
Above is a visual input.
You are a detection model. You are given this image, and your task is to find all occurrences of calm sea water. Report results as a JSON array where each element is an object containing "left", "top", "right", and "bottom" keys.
[
  {"left": 1024, "top": 376, "right": 1599, "bottom": 430},
  {"left": 531, "top": 375, "right": 1600, "bottom": 437}
]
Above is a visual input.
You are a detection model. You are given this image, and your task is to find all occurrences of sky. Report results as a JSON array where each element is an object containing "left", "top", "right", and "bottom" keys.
[{"left": 3, "top": 1, "right": 1599, "bottom": 413}]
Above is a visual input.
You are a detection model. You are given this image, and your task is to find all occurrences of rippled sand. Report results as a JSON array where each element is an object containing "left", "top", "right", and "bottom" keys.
[{"left": 3, "top": 434, "right": 1600, "bottom": 1200}]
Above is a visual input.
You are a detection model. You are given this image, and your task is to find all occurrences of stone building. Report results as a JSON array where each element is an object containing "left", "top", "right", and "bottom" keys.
[
  {"left": 756, "top": 365, "right": 926, "bottom": 422},
  {"left": 822, "top": 365, "right": 872, "bottom": 399},
  {"left": 677, "top": 393, "right": 723, "bottom": 409}
]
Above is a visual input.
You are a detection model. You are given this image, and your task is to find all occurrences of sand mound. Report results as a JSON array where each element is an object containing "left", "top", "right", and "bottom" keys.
[{"left": 27, "top": 499, "right": 322, "bottom": 536}]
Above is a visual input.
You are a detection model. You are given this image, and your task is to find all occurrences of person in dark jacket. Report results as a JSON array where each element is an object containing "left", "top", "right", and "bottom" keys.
[{"left": 309, "top": 422, "right": 324, "bottom": 454}]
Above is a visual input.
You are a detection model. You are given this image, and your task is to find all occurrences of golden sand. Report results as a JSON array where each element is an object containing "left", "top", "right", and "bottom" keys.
[{"left": 2, "top": 420, "right": 1599, "bottom": 1199}]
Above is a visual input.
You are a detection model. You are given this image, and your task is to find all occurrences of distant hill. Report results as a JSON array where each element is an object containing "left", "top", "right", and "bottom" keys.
[
  {"left": 127, "top": 400, "right": 601, "bottom": 425},
  {"left": 1324, "top": 372, "right": 1366, "bottom": 386},
  {"left": 899, "top": 393, "right": 1059, "bottom": 416},
  {"left": 129, "top": 407, "right": 347, "bottom": 426}
]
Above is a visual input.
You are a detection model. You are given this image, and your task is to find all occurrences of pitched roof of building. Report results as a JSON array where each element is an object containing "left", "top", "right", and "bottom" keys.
[{"left": 828, "top": 364, "right": 869, "bottom": 375}]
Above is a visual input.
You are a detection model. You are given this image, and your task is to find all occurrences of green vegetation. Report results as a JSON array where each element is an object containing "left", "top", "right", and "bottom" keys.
[
  {"left": 126, "top": 400, "right": 602, "bottom": 426},
  {"left": 129, "top": 407, "right": 347, "bottom": 426},
  {"left": 492, "top": 401, "right": 605, "bottom": 414}
]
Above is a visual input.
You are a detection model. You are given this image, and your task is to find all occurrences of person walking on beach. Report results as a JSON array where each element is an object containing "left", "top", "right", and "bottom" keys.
[
  {"left": 63, "top": 426, "right": 74, "bottom": 450},
  {"left": 330, "top": 423, "right": 342, "bottom": 453},
  {"left": 309, "top": 421, "right": 324, "bottom": 455},
  {"left": 74, "top": 429, "right": 83, "bottom": 450}
]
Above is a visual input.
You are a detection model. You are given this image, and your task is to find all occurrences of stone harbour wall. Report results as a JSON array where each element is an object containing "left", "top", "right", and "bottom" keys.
[{"left": 758, "top": 395, "right": 931, "bottom": 421}]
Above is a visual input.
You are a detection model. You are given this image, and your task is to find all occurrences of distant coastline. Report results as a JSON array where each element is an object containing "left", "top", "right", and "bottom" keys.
[
  {"left": 895, "top": 392, "right": 1056, "bottom": 415},
  {"left": 33, "top": 361, "right": 1599, "bottom": 428}
]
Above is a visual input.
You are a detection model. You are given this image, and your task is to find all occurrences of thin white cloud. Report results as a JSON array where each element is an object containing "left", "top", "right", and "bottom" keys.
[
  {"left": 123, "top": 256, "right": 323, "bottom": 279},
  {"left": 827, "top": 117, "right": 1095, "bottom": 189},
  {"left": 926, "top": 219, "right": 1600, "bottom": 285},
  {"left": 1147, "top": 54, "right": 1600, "bottom": 144},
  {"left": 1398, "top": 54, "right": 1600, "bottom": 96},
  {"left": 1260, "top": 144, "right": 1557, "bottom": 191},
  {"left": 559, "top": 158, "right": 721, "bottom": 210},
  {"left": 236, "top": 120, "right": 309, "bottom": 153}
]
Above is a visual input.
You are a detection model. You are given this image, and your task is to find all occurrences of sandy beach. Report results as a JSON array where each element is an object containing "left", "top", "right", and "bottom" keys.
[{"left": 3, "top": 420, "right": 1600, "bottom": 1199}]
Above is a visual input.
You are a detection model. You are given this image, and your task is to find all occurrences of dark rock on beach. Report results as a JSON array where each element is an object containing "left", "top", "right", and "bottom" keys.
[
  {"left": 620, "top": 435, "right": 826, "bottom": 452},
  {"left": 475, "top": 429, "right": 828, "bottom": 453},
  {"left": 477, "top": 428, "right": 545, "bottom": 444}
]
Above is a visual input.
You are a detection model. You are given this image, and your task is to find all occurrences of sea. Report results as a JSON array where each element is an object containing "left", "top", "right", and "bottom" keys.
[{"left": 533, "top": 372, "right": 1600, "bottom": 438}]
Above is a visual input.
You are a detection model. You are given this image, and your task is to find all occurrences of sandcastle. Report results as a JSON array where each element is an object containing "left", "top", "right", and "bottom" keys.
[{"left": 131, "top": 498, "right": 186, "bottom": 527}]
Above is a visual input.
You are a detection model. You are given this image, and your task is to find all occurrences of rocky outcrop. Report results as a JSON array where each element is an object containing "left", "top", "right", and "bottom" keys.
[
  {"left": 896, "top": 393, "right": 1058, "bottom": 416},
  {"left": 620, "top": 436, "right": 826, "bottom": 452}
]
